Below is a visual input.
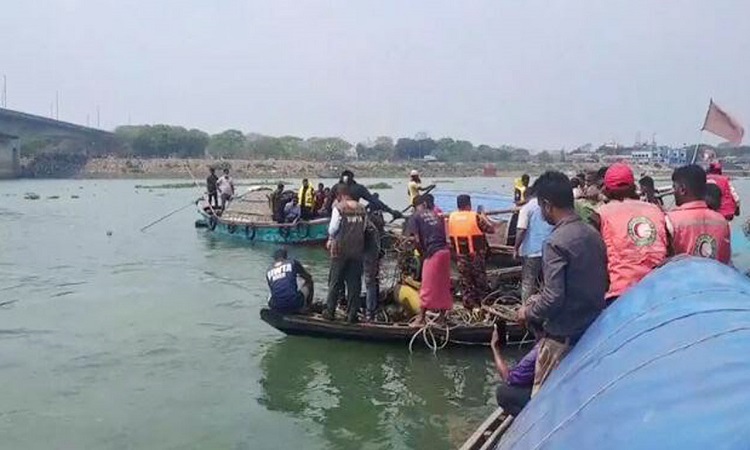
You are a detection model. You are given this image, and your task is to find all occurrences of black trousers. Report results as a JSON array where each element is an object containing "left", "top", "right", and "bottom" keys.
[
  {"left": 326, "top": 256, "right": 363, "bottom": 321},
  {"left": 208, "top": 192, "right": 218, "bottom": 208},
  {"left": 495, "top": 381, "right": 532, "bottom": 416},
  {"left": 300, "top": 206, "right": 314, "bottom": 220}
]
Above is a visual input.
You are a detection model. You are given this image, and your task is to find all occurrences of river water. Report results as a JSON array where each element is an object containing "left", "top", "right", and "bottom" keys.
[{"left": 1, "top": 177, "right": 748, "bottom": 450}]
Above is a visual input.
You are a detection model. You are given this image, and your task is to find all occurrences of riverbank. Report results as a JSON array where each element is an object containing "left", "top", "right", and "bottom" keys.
[{"left": 77, "top": 157, "right": 683, "bottom": 179}]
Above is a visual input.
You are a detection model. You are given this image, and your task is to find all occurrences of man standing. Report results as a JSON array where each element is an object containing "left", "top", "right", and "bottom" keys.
[
  {"left": 514, "top": 174, "right": 530, "bottom": 205},
  {"left": 591, "top": 163, "right": 668, "bottom": 303},
  {"left": 639, "top": 175, "right": 664, "bottom": 208},
  {"left": 270, "top": 183, "right": 286, "bottom": 223},
  {"left": 206, "top": 167, "right": 219, "bottom": 209},
  {"left": 266, "top": 248, "right": 314, "bottom": 314},
  {"left": 363, "top": 196, "right": 386, "bottom": 322},
  {"left": 706, "top": 162, "right": 740, "bottom": 221},
  {"left": 407, "top": 170, "right": 434, "bottom": 207},
  {"left": 447, "top": 194, "right": 495, "bottom": 309},
  {"left": 514, "top": 183, "right": 554, "bottom": 303},
  {"left": 217, "top": 168, "right": 235, "bottom": 209},
  {"left": 298, "top": 178, "right": 315, "bottom": 220},
  {"left": 324, "top": 183, "right": 368, "bottom": 323},
  {"left": 517, "top": 171, "right": 608, "bottom": 394},
  {"left": 314, "top": 182, "right": 326, "bottom": 216},
  {"left": 407, "top": 194, "right": 453, "bottom": 325},
  {"left": 667, "top": 165, "right": 731, "bottom": 264}
]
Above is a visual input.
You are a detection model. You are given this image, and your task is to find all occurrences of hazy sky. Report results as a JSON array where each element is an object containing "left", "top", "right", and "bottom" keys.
[{"left": 1, "top": 0, "right": 749, "bottom": 149}]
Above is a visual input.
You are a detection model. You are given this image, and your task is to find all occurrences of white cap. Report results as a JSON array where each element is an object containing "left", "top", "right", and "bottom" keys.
[{"left": 410, "top": 169, "right": 419, "bottom": 177}]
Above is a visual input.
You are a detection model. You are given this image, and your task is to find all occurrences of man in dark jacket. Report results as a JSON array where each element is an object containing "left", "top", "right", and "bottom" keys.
[{"left": 206, "top": 168, "right": 219, "bottom": 209}]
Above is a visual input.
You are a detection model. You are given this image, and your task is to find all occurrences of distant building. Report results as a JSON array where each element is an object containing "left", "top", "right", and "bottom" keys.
[
  {"left": 0, "top": 132, "right": 20, "bottom": 179},
  {"left": 630, "top": 150, "right": 653, "bottom": 163}
]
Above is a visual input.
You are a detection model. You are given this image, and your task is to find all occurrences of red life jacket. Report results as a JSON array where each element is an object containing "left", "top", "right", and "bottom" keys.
[
  {"left": 598, "top": 199, "right": 668, "bottom": 299},
  {"left": 706, "top": 174, "right": 737, "bottom": 220},
  {"left": 667, "top": 201, "right": 731, "bottom": 264}
]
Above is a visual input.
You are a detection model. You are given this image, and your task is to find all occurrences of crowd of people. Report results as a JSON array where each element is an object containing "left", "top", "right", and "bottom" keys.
[
  {"left": 493, "top": 162, "right": 737, "bottom": 416},
  {"left": 268, "top": 179, "right": 337, "bottom": 223},
  {"left": 263, "top": 163, "right": 740, "bottom": 418}
]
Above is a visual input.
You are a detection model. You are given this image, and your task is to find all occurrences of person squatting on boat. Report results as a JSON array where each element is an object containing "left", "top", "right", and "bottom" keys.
[
  {"left": 513, "top": 182, "right": 554, "bottom": 303},
  {"left": 447, "top": 194, "right": 495, "bottom": 309},
  {"left": 590, "top": 163, "right": 669, "bottom": 304},
  {"left": 491, "top": 328, "right": 538, "bottom": 416},
  {"left": 516, "top": 171, "right": 609, "bottom": 395},
  {"left": 324, "top": 183, "right": 369, "bottom": 323},
  {"left": 406, "top": 194, "right": 453, "bottom": 326},
  {"left": 266, "top": 248, "right": 314, "bottom": 314}
]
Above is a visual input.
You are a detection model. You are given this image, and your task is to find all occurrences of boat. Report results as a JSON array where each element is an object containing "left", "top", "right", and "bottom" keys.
[
  {"left": 196, "top": 186, "right": 329, "bottom": 244},
  {"left": 259, "top": 308, "right": 530, "bottom": 348},
  {"left": 462, "top": 256, "right": 750, "bottom": 450}
]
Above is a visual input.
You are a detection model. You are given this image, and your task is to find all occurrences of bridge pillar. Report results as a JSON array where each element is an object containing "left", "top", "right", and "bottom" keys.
[{"left": 0, "top": 133, "right": 20, "bottom": 179}]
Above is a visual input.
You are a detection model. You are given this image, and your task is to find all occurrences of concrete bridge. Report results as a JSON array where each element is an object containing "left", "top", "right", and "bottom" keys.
[{"left": 0, "top": 108, "right": 118, "bottom": 178}]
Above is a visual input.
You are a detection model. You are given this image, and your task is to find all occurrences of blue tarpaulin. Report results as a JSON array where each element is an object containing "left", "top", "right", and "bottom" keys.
[{"left": 497, "top": 257, "right": 750, "bottom": 450}]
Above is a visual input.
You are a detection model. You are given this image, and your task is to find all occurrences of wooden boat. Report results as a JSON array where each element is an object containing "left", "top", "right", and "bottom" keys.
[
  {"left": 459, "top": 408, "right": 513, "bottom": 450},
  {"left": 196, "top": 187, "right": 329, "bottom": 244},
  {"left": 260, "top": 308, "right": 531, "bottom": 347}
]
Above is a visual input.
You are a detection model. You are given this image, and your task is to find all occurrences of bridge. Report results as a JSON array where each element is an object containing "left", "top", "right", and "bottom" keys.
[{"left": 0, "top": 108, "right": 119, "bottom": 178}]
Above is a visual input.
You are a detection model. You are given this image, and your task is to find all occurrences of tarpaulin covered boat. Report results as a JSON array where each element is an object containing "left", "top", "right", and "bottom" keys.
[
  {"left": 494, "top": 257, "right": 750, "bottom": 449},
  {"left": 196, "top": 187, "right": 329, "bottom": 244}
]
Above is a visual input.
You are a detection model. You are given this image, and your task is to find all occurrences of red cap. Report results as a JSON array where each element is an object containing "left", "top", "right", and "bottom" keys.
[{"left": 604, "top": 163, "right": 635, "bottom": 191}]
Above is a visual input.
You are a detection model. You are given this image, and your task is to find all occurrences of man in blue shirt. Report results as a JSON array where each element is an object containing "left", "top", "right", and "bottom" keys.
[
  {"left": 266, "top": 248, "right": 314, "bottom": 313},
  {"left": 513, "top": 183, "right": 554, "bottom": 303}
]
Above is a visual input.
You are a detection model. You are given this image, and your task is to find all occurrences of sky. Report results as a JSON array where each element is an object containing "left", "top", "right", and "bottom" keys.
[{"left": 1, "top": 0, "right": 749, "bottom": 150}]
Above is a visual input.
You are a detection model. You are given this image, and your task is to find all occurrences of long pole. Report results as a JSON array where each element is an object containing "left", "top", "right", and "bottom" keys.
[
  {"left": 140, "top": 201, "right": 196, "bottom": 232},
  {"left": 184, "top": 160, "right": 217, "bottom": 216},
  {"left": 690, "top": 130, "right": 704, "bottom": 164},
  {"left": 55, "top": 91, "right": 59, "bottom": 120},
  {"left": 2, "top": 74, "right": 6, "bottom": 107}
]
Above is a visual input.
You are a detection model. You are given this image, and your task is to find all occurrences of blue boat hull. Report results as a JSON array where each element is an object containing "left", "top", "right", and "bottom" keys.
[{"left": 198, "top": 212, "right": 329, "bottom": 245}]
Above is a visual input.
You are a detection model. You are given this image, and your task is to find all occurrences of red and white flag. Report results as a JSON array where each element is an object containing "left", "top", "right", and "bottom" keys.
[{"left": 702, "top": 99, "right": 744, "bottom": 145}]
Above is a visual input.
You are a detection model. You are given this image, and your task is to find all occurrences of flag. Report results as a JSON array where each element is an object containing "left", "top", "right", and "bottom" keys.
[{"left": 701, "top": 99, "right": 745, "bottom": 145}]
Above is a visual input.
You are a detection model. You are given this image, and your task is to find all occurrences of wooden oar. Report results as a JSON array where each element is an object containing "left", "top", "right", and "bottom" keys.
[{"left": 483, "top": 207, "right": 518, "bottom": 216}]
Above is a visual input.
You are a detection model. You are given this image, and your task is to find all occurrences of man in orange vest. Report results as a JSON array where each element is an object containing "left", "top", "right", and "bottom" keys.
[
  {"left": 447, "top": 194, "right": 495, "bottom": 308},
  {"left": 591, "top": 163, "right": 669, "bottom": 303},
  {"left": 706, "top": 162, "right": 740, "bottom": 221},
  {"left": 667, "top": 165, "right": 731, "bottom": 264}
]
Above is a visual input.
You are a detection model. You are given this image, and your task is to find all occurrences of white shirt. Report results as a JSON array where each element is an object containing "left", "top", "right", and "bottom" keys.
[
  {"left": 328, "top": 205, "right": 342, "bottom": 237},
  {"left": 218, "top": 175, "right": 234, "bottom": 195}
]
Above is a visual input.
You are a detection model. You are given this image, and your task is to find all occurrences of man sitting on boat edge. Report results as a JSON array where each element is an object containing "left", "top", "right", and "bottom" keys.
[
  {"left": 266, "top": 248, "right": 314, "bottom": 314},
  {"left": 491, "top": 326, "right": 537, "bottom": 416}
]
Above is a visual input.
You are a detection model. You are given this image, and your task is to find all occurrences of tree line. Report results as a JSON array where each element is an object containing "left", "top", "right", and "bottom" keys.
[{"left": 109, "top": 125, "right": 538, "bottom": 163}]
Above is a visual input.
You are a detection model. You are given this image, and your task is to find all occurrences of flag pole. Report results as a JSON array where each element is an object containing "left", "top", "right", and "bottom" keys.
[{"left": 690, "top": 130, "right": 704, "bottom": 164}]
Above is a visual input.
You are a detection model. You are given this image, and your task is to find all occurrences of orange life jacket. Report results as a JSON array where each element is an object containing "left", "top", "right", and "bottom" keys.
[
  {"left": 706, "top": 174, "right": 737, "bottom": 220},
  {"left": 667, "top": 200, "right": 731, "bottom": 264},
  {"left": 447, "top": 210, "right": 485, "bottom": 255},
  {"left": 598, "top": 199, "right": 668, "bottom": 299}
]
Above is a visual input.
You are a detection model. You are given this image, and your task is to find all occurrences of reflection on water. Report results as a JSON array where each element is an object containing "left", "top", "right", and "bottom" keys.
[{"left": 259, "top": 336, "right": 517, "bottom": 449}]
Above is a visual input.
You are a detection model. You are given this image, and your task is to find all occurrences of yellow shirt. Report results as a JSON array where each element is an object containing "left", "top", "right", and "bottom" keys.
[{"left": 408, "top": 180, "right": 421, "bottom": 205}]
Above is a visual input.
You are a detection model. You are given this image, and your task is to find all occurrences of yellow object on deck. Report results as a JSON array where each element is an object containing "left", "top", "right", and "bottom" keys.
[{"left": 395, "top": 277, "right": 421, "bottom": 314}]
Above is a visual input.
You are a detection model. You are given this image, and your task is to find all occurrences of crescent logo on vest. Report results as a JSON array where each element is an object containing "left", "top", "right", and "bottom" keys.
[
  {"left": 694, "top": 234, "right": 718, "bottom": 258},
  {"left": 627, "top": 217, "right": 657, "bottom": 246}
]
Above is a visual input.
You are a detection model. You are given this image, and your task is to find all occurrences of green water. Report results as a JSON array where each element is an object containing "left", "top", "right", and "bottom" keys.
[{"left": 1, "top": 177, "right": 748, "bottom": 450}]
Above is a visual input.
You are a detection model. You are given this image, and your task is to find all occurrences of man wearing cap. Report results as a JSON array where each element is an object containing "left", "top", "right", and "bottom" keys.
[
  {"left": 332, "top": 170, "right": 404, "bottom": 220},
  {"left": 407, "top": 170, "right": 434, "bottom": 207},
  {"left": 591, "top": 163, "right": 669, "bottom": 303},
  {"left": 266, "top": 248, "right": 314, "bottom": 313},
  {"left": 706, "top": 162, "right": 740, "bottom": 221}
]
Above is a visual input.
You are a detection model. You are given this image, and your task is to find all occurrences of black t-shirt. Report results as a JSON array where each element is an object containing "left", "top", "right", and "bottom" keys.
[
  {"left": 266, "top": 260, "right": 303, "bottom": 309},
  {"left": 206, "top": 174, "right": 218, "bottom": 192}
]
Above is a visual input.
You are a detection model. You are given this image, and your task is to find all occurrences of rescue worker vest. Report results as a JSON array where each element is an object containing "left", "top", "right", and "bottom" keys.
[
  {"left": 707, "top": 174, "right": 736, "bottom": 220},
  {"left": 667, "top": 201, "right": 731, "bottom": 264},
  {"left": 598, "top": 199, "right": 668, "bottom": 299},
  {"left": 447, "top": 210, "right": 485, "bottom": 255},
  {"left": 333, "top": 200, "right": 366, "bottom": 258},
  {"left": 298, "top": 185, "right": 315, "bottom": 208}
]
